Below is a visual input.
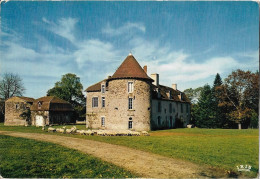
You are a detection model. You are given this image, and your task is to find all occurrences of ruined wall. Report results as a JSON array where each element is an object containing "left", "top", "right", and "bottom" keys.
[
  {"left": 4, "top": 101, "right": 31, "bottom": 126},
  {"left": 151, "top": 99, "right": 190, "bottom": 129}
]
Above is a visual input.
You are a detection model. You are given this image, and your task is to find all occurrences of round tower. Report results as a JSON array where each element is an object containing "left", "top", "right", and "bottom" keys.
[{"left": 106, "top": 54, "right": 153, "bottom": 131}]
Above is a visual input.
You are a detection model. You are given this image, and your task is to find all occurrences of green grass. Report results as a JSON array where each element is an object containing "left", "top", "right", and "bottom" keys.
[
  {"left": 0, "top": 134, "right": 137, "bottom": 178},
  {"left": 0, "top": 123, "right": 258, "bottom": 177}
]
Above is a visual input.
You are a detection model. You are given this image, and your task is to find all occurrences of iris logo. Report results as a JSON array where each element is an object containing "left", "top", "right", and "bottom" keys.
[{"left": 236, "top": 165, "right": 252, "bottom": 172}]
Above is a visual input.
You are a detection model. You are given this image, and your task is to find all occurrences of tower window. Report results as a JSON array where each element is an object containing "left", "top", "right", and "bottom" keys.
[
  {"left": 128, "top": 82, "right": 133, "bottom": 93},
  {"left": 128, "top": 117, "right": 133, "bottom": 129},
  {"left": 128, "top": 97, "right": 133, "bottom": 109}
]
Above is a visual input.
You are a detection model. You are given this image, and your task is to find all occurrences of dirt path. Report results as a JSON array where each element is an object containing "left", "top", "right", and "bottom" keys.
[{"left": 0, "top": 131, "right": 225, "bottom": 178}]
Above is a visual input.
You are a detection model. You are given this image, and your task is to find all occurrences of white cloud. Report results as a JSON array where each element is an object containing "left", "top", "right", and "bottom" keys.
[
  {"left": 43, "top": 17, "right": 78, "bottom": 43},
  {"left": 125, "top": 36, "right": 257, "bottom": 90},
  {"left": 73, "top": 39, "right": 120, "bottom": 69},
  {"left": 1, "top": 18, "right": 258, "bottom": 97},
  {"left": 102, "top": 22, "right": 146, "bottom": 36}
]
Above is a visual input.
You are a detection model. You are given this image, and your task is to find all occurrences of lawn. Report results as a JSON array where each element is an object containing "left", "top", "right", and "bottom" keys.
[
  {"left": 0, "top": 123, "right": 258, "bottom": 177},
  {"left": 0, "top": 134, "right": 137, "bottom": 178}
]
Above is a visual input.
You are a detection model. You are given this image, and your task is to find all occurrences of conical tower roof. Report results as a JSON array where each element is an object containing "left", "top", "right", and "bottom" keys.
[{"left": 110, "top": 54, "right": 153, "bottom": 81}]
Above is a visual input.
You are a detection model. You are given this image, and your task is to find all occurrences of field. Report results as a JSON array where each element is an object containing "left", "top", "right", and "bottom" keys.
[
  {"left": 0, "top": 123, "right": 258, "bottom": 177},
  {"left": 0, "top": 135, "right": 136, "bottom": 178}
]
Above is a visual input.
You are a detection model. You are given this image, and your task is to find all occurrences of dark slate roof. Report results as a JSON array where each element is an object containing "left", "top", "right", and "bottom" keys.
[
  {"left": 152, "top": 84, "right": 190, "bottom": 103},
  {"left": 31, "top": 96, "right": 73, "bottom": 111},
  {"left": 109, "top": 54, "right": 153, "bottom": 81}
]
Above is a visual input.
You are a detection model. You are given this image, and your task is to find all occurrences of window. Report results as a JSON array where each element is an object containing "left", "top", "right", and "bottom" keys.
[
  {"left": 101, "top": 84, "right": 105, "bottom": 93},
  {"left": 128, "top": 117, "right": 133, "bottom": 129},
  {"left": 15, "top": 104, "right": 19, "bottom": 109},
  {"left": 102, "top": 97, "right": 105, "bottom": 108},
  {"left": 165, "top": 108, "right": 166, "bottom": 113},
  {"left": 128, "top": 82, "right": 133, "bottom": 93},
  {"left": 38, "top": 101, "right": 42, "bottom": 108},
  {"left": 158, "top": 116, "right": 161, "bottom": 125},
  {"left": 181, "top": 103, "right": 183, "bottom": 113},
  {"left": 128, "top": 97, "right": 133, "bottom": 109},
  {"left": 170, "top": 116, "right": 173, "bottom": 128},
  {"left": 169, "top": 103, "right": 172, "bottom": 113},
  {"left": 92, "top": 97, "right": 98, "bottom": 107},
  {"left": 173, "top": 104, "right": 175, "bottom": 113},
  {"left": 101, "top": 117, "right": 105, "bottom": 126},
  {"left": 186, "top": 104, "right": 189, "bottom": 113},
  {"left": 158, "top": 101, "right": 161, "bottom": 112}
]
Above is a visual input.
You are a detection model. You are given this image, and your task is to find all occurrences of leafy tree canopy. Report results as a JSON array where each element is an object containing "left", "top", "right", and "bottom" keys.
[
  {"left": 47, "top": 73, "right": 85, "bottom": 107},
  {"left": 218, "top": 69, "right": 259, "bottom": 128}
]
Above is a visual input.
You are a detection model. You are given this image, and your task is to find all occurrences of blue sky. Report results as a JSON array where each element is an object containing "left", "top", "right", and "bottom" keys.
[{"left": 0, "top": 1, "right": 258, "bottom": 99}]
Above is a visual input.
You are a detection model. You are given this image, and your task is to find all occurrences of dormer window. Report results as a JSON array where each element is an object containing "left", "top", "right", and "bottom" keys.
[
  {"left": 101, "top": 84, "right": 105, "bottom": 94},
  {"left": 38, "top": 101, "right": 42, "bottom": 108},
  {"left": 128, "top": 82, "right": 133, "bottom": 93},
  {"left": 156, "top": 88, "right": 161, "bottom": 98}
]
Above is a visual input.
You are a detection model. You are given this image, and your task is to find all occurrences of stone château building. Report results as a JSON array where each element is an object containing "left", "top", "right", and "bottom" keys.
[{"left": 86, "top": 54, "right": 191, "bottom": 131}]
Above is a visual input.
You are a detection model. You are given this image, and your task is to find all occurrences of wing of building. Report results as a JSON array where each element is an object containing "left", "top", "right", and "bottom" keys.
[{"left": 85, "top": 54, "right": 191, "bottom": 131}]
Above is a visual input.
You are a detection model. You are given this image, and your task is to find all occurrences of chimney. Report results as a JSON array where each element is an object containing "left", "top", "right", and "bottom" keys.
[
  {"left": 172, "top": 84, "right": 177, "bottom": 90},
  {"left": 151, "top": 73, "right": 159, "bottom": 86},
  {"left": 107, "top": 76, "right": 111, "bottom": 79},
  {"left": 143, "top": 65, "right": 147, "bottom": 74}
]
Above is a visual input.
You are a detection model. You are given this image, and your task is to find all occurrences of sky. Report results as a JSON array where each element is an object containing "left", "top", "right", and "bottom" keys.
[{"left": 0, "top": 1, "right": 258, "bottom": 99}]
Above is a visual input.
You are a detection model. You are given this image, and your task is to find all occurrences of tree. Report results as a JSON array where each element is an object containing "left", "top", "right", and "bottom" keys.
[
  {"left": 212, "top": 73, "right": 225, "bottom": 128},
  {"left": 183, "top": 87, "right": 203, "bottom": 104},
  {"left": 193, "top": 84, "right": 216, "bottom": 128},
  {"left": 47, "top": 73, "right": 86, "bottom": 120},
  {"left": 0, "top": 73, "right": 25, "bottom": 100},
  {"left": 218, "top": 69, "right": 259, "bottom": 129}
]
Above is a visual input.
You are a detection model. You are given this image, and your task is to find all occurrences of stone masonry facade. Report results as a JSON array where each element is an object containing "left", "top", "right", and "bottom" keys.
[{"left": 86, "top": 54, "right": 191, "bottom": 131}]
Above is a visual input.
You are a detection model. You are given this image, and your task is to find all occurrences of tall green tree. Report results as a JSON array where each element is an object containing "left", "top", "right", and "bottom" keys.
[
  {"left": 47, "top": 73, "right": 86, "bottom": 120},
  {"left": 212, "top": 73, "right": 225, "bottom": 128},
  {"left": 218, "top": 69, "right": 258, "bottom": 129},
  {"left": 193, "top": 84, "right": 216, "bottom": 128}
]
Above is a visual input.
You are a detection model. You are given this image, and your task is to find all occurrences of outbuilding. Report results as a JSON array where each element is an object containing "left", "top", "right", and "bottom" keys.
[
  {"left": 4, "top": 96, "right": 35, "bottom": 126},
  {"left": 31, "top": 96, "right": 73, "bottom": 126}
]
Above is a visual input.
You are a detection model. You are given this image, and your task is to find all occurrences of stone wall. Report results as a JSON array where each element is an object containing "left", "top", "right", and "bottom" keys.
[
  {"left": 5, "top": 101, "right": 31, "bottom": 126},
  {"left": 151, "top": 99, "right": 190, "bottom": 129},
  {"left": 86, "top": 79, "right": 152, "bottom": 131}
]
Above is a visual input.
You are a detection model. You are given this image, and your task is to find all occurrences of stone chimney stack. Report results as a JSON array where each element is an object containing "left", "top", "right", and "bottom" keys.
[
  {"left": 151, "top": 73, "right": 159, "bottom": 86},
  {"left": 172, "top": 84, "right": 177, "bottom": 90},
  {"left": 143, "top": 65, "right": 147, "bottom": 74}
]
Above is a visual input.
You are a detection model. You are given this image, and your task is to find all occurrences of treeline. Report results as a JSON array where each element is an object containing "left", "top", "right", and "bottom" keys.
[{"left": 184, "top": 69, "right": 259, "bottom": 129}]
